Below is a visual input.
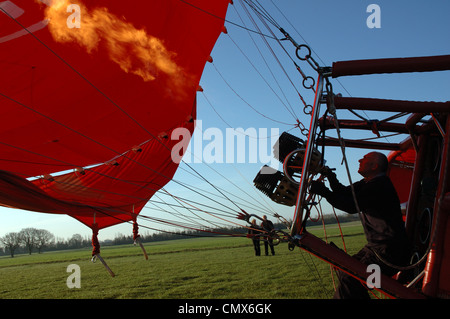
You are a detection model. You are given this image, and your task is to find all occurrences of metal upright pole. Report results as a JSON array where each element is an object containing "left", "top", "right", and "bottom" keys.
[{"left": 290, "top": 73, "right": 324, "bottom": 236}]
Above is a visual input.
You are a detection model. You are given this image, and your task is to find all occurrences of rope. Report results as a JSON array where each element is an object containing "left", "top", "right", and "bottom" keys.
[
  {"left": 91, "top": 223, "right": 100, "bottom": 256},
  {"left": 371, "top": 245, "right": 431, "bottom": 271},
  {"left": 208, "top": 63, "right": 294, "bottom": 125},
  {"left": 242, "top": 3, "right": 309, "bottom": 105},
  {"left": 325, "top": 89, "right": 364, "bottom": 222},
  {"left": 178, "top": 0, "right": 277, "bottom": 39},
  {"left": 49, "top": 171, "right": 254, "bottom": 234},
  {"left": 234, "top": 2, "right": 304, "bottom": 118},
  {"left": 132, "top": 214, "right": 140, "bottom": 241},
  {"left": 331, "top": 206, "right": 347, "bottom": 252}
]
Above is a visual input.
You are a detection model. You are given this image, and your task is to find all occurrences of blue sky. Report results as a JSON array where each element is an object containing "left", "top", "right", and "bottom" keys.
[{"left": 1, "top": 0, "right": 449, "bottom": 242}]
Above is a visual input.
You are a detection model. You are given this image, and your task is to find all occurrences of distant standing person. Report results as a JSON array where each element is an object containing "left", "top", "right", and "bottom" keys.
[
  {"left": 261, "top": 215, "right": 275, "bottom": 256},
  {"left": 247, "top": 219, "right": 261, "bottom": 256}
]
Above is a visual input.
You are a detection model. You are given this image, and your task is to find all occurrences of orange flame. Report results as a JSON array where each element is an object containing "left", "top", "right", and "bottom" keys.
[{"left": 42, "top": 0, "right": 193, "bottom": 96}]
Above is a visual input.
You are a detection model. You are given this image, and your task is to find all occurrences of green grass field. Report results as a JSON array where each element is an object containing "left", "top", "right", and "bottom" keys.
[{"left": 0, "top": 222, "right": 365, "bottom": 299}]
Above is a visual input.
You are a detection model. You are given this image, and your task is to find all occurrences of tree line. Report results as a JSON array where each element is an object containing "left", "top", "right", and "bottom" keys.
[
  {"left": 1, "top": 228, "right": 56, "bottom": 257},
  {"left": 0, "top": 228, "right": 98, "bottom": 257},
  {"left": 0, "top": 226, "right": 247, "bottom": 257},
  {"left": 0, "top": 214, "right": 360, "bottom": 257}
]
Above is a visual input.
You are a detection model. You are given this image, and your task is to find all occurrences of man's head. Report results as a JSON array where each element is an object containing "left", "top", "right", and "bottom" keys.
[{"left": 358, "top": 152, "right": 388, "bottom": 179}]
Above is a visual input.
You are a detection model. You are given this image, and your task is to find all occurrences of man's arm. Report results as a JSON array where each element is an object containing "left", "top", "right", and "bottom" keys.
[
  {"left": 310, "top": 179, "right": 360, "bottom": 214},
  {"left": 321, "top": 167, "right": 347, "bottom": 193}
]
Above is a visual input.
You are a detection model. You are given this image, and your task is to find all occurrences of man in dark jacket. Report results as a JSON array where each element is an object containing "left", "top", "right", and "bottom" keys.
[
  {"left": 248, "top": 219, "right": 262, "bottom": 256},
  {"left": 310, "top": 151, "right": 410, "bottom": 299},
  {"left": 261, "top": 215, "right": 275, "bottom": 256}
]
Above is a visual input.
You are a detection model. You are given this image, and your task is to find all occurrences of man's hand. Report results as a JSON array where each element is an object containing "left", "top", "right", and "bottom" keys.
[
  {"left": 310, "top": 181, "right": 331, "bottom": 197},
  {"left": 320, "top": 166, "right": 339, "bottom": 187},
  {"left": 320, "top": 166, "right": 336, "bottom": 179}
]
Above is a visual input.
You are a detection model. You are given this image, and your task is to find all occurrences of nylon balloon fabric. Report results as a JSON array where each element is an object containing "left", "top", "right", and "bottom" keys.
[{"left": 0, "top": 0, "right": 230, "bottom": 229}]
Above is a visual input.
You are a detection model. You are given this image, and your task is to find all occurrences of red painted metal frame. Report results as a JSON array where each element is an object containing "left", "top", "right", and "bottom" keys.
[
  {"left": 334, "top": 96, "right": 450, "bottom": 113},
  {"left": 290, "top": 54, "right": 450, "bottom": 298},
  {"left": 422, "top": 116, "right": 450, "bottom": 297},
  {"left": 295, "top": 231, "right": 425, "bottom": 299},
  {"left": 332, "top": 54, "right": 450, "bottom": 78}
]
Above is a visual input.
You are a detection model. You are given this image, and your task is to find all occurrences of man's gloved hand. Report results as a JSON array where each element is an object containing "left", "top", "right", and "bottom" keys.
[
  {"left": 320, "top": 166, "right": 336, "bottom": 179},
  {"left": 310, "top": 181, "right": 331, "bottom": 197},
  {"left": 320, "top": 166, "right": 339, "bottom": 188}
]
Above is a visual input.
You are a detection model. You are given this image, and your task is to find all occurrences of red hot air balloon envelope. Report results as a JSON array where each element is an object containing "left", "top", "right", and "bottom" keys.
[{"left": 0, "top": 0, "right": 230, "bottom": 243}]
